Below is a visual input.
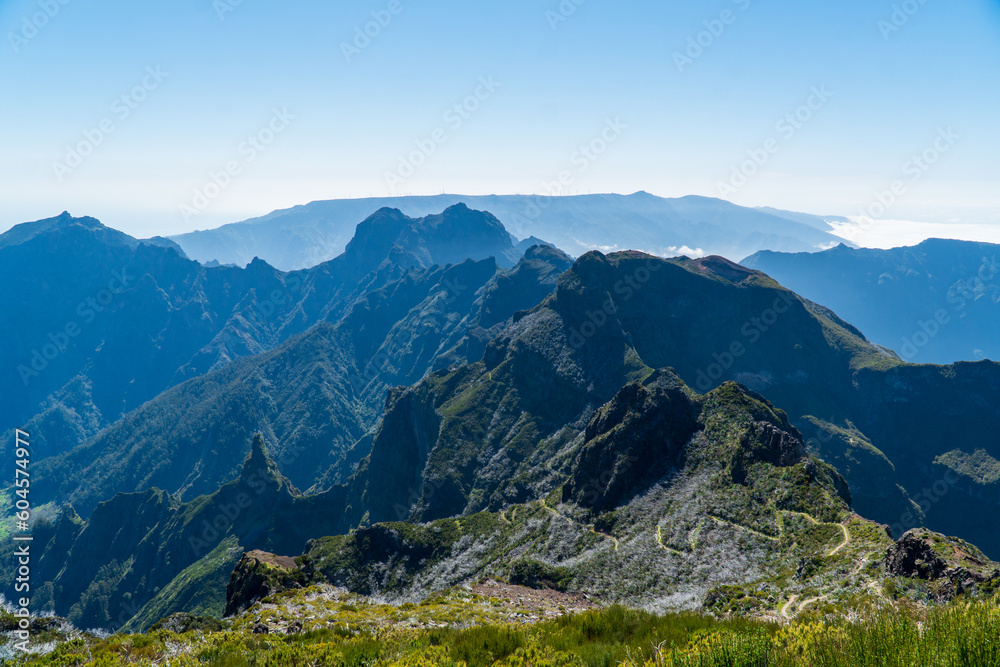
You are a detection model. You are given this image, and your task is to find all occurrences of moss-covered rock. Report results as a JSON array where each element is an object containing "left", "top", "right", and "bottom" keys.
[
  {"left": 224, "top": 550, "right": 306, "bottom": 617},
  {"left": 886, "top": 528, "right": 1000, "bottom": 600}
]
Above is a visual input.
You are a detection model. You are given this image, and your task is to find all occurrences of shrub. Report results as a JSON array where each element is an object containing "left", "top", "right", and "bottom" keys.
[{"left": 509, "top": 559, "right": 573, "bottom": 592}]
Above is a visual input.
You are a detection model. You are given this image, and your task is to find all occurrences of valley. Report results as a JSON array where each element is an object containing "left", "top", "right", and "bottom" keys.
[{"left": 2, "top": 205, "right": 998, "bottom": 664}]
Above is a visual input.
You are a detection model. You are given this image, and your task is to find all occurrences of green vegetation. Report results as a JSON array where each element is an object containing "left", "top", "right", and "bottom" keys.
[
  {"left": 123, "top": 537, "right": 244, "bottom": 632},
  {"left": 935, "top": 449, "right": 1000, "bottom": 486},
  {"left": 10, "top": 243, "right": 1000, "bottom": 638},
  {"left": 508, "top": 559, "right": 573, "bottom": 593},
  {"left": 0, "top": 490, "right": 11, "bottom": 539},
  {"left": 6, "top": 597, "right": 1000, "bottom": 667}
]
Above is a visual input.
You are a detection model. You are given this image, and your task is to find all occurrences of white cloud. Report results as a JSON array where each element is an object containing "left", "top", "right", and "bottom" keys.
[
  {"left": 664, "top": 245, "right": 707, "bottom": 258},
  {"left": 574, "top": 240, "right": 621, "bottom": 253},
  {"left": 829, "top": 217, "right": 1000, "bottom": 250}
]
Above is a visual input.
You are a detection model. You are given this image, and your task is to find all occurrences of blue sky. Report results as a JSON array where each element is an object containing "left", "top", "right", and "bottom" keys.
[{"left": 1, "top": 0, "right": 999, "bottom": 240}]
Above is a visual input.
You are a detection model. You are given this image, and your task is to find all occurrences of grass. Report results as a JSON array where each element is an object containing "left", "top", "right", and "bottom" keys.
[{"left": 6, "top": 598, "right": 1000, "bottom": 667}]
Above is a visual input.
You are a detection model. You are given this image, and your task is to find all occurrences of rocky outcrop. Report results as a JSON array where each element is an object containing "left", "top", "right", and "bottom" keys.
[
  {"left": 886, "top": 529, "right": 1000, "bottom": 599},
  {"left": 886, "top": 530, "right": 948, "bottom": 580},
  {"left": 729, "top": 418, "right": 808, "bottom": 486},
  {"left": 224, "top": 550, "right": 304, "bottom": 617},
  {"left": 565, "top": 370, "right": 699, "bottom": 512}
]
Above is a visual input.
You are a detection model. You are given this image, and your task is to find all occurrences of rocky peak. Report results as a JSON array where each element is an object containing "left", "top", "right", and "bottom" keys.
[
  {"left": 516, "top": 237, "right": 554, "bottom": 254},
  {"left": 886, "top": 529, "right": 949, "bottom": 579},
  {"left": 342, "top": 207, "right": 413, "bottom": 266},
  {"left": 391, "top": 204, "right": 520, "bottom": 269},
  {"left": 885, "top": 528, "right": 1000, "bottom": 600},
  {"left": 239, "top": 434, "right": 296, "bottom": 495},
  {"left": 224, "top": 550, "right": 304, "bottom": 617},
  {"left": 0, "top": 211, "right": 134, "bottom": 251},
  {"left": 522, "top": 242, "right": 567, "bottom": 263},
  {"left": 566, "top": 370, "right": 700, "bottom": 512}
]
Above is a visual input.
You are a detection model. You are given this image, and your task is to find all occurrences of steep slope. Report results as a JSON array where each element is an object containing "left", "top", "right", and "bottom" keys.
[
  {"left": 339, "top": 252, "right": 862, "bottom": 527},
  {"left": 0, "top": 212, "right": 386, "bottom": 456},
  {"left": 10, "top": 436, "right": 347, "bottom": 631},
  {"left": 170, "top": 193, "right": 851, "bottom": 270},
  {"left": 28, "top": 248, "right": 572, "bottom": 516},
  {"left": 742, "top": 239, "right": 1000, "bottom": 364},
  {"left": 1, "top": 205, "right": 538, "bottom": 475},
  {"left": 12, "top": 249, "right": 1000, "bottom": 630},
  {"left": 343, "top": 250, "right": 1000, "bottom": 558},
  {"left": 12, "top": 376, "right": 906, "bottom": 631},
  {"left": 255, "top": 374, "right": 911, "bottom": 615}
]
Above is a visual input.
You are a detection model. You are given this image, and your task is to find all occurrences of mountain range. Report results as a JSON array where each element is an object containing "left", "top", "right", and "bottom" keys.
[
  {"left": 0, "top": 205, "right": 534, "bottom": 465},
  {"left": 743, "top": 239, "right": 1000, "bottom": 364},
  {"left": 3, "top": 203, "right": 999, "bottom": 635},
  {"left": 169, "top": 193, "right": 851, "bottom": 270}
]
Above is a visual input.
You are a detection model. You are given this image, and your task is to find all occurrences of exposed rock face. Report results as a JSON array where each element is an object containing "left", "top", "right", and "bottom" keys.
[
  {"left": 565, "top": 370, "right": 700, "bottom": 512},
  {"left": 729, "top": 419, "right": 807, "bottom": 485},
  {"left": 886, "top": 530, "right": 949, "bottom": 580},
  {"left": 390, "top": 203, "right": 522, "bottom": 269},
  {"left": 886, "top": 529, "right": 1000, "bottom": 600},
  {"left": 225, "top": 550, "right": 304, "bottom": 617}
]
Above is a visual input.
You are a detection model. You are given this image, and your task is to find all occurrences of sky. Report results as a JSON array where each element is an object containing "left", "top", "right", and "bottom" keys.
[{"left": 1, "top": 0, "right": 999, "bottom": 242}]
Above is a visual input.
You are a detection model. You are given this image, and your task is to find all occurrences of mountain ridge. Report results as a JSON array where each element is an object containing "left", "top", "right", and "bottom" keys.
[
  {"left": 1, "top": 205, "right": 546, "bottom": 472},
  {"left": 742, "top": 238, "right": 1000, "bottom": 364},
  {"left": 169, "top": 193, "right": 853, "bottom": 270}
]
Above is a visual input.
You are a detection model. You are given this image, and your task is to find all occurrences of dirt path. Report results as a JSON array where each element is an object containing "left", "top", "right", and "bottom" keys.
[
  {"left": 655, "top": 525, "right": 684, "bottom": 556},
  {"left": 828, "top": 523, "right": 851, "bottom": 556},
  {"left": 854, "top": 551, "right": 878, "bottom": 575},
  {"left": 781, "top": 595, "right": 799, "bottom": 619},
  {"left": 780, "top": 510, "right": 820, "bottom": 526},
  {"left": 778, "top": 510, "right": 851, "bottom": 557},
  {"left": 707, "top": 514, "right": 780, "bottom": 542},
  {"left": 797, "top": 595, "right": 827, "bottom": 612}
]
